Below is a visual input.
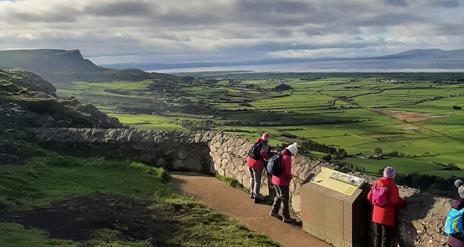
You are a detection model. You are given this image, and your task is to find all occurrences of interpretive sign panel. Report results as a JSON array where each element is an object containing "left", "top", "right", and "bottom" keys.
[
  {"left": 311, "top": 167, "right": 364, "bottom": 196},
  {"left": 301, "top": 167, "right": 367, "bottom": 247}
]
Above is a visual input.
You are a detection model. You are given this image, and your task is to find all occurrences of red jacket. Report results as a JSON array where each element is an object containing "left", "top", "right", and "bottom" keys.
[
  {"left": 246, "top": 138, "right": 270, "bottom": 170},
  {"left": 272, "top": 149, "right": 292, "bottom": 187},
  {"left": 367, "top": 177, "right": 405, "bottom": 226}
]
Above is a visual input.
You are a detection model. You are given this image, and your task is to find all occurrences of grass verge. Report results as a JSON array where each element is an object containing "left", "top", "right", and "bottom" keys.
[{"left": 0, "top": 143, "right": 278, "bottom": 247}]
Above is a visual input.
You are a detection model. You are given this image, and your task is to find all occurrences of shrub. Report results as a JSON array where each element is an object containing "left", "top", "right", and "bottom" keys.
[
  {"left": 130, "top": 162, "right": 170, "bottom": 182},
  {"left": 322, "top": 154, "right": 333, "bottom": 162}
]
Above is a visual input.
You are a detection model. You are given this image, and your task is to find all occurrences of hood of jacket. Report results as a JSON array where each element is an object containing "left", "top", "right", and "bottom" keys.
[
  {"left": 281, "top": 149, "right": 291, "bottom": 156},
  {"left": 377, "top": 177, "right": 394, "bottom": 187},
  {"left": 452, "top": 198, "right": 464, "bottom": 210}
]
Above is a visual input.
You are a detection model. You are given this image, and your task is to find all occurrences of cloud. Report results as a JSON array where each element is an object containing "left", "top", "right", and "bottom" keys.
[
  {"left": 384, "top": 0, "right": 409, "bottom": 7},
  {"left": 84, "top": 0, "right": 155, "bottom": 17},
  {"left": 434, "top": 0, "right": 461, "bottom": 8},
  {"left": 267, "top": 48, "right": 348, "bottom": 58},
  {"left": 0, "top": 0, "right": 462, "bottom": 64},
  {"left": 236, "top": 0, "right": 312, "bottom": 15}
]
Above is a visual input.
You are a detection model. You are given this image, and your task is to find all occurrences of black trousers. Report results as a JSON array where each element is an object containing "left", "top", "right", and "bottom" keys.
[
  {"left": 271, "top": 185, "right": 290, "bottom": 219},
  {"left": 374, "top": 223, "right": 392, "bottom": 247}
]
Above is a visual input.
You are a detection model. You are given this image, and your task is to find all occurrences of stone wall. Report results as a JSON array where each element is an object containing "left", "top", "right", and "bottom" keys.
[
  {"left": 33, "top": 128, "right": 216, "bottom": 174},
  {"left": 31, "top": 128, "right": 451, "bottom": 247}
]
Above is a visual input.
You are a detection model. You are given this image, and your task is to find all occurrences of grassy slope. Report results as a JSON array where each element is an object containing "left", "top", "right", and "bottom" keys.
[{"left": 0, "top": 141, "right": 277, "bottom": 247}]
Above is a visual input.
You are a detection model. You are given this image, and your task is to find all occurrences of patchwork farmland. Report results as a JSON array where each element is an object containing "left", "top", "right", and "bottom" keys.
[{"left": 58, "top": 73, "right": 464, "bottom": 181}]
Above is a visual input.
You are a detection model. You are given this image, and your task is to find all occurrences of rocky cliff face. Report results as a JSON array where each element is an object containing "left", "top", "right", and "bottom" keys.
[
  {"left": 0, "top": 69, "right": 56, "bottom": 96},
  {"left": 31, "top": 128, "right": 451, "bottom": 246},
  {"left": 0, "top": 70, "right": 122, "bottom": 129}
]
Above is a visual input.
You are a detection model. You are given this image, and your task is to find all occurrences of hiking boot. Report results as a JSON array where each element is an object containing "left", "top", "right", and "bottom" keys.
[
  {"left": 250, "top": 193, "right": 255, "bottom": 199},
  {"left": 253, "top": 196, "right": 262, "bottom": 204},
  {"left": 282, "top": 217, "right": 296, "bottom": 224},
  {"left": 269, "top": 211, "right": 279, "bottom": 218}
]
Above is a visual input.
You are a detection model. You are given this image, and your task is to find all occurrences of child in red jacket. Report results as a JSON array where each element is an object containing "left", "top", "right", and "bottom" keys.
[{"left": 368, "top": 166, "right": 405, "bottom": 247}]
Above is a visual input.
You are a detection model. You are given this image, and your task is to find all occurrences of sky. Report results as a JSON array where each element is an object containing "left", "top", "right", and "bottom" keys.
[{"left": 0, "top": 0, "right": 463, "bottom": 65}]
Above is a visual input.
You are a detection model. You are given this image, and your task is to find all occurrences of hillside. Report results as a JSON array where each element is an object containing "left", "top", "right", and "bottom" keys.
[
  {"left": 0, "top": 69, "right": 56, "bottom": 96},
  {"left": 0, "top": 69, "right": 277, "bottom": 247},
  {"left": 0, "top": 69, "right": 122, "bottom": 129},
  {"left": 0, "top": 49, "right": 179, "bottom": 84}
]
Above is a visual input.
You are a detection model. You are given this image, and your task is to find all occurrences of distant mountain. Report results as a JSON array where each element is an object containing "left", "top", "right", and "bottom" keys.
[
  {"left": 0, "top": 49, "right": 179, "bottom": 84},
  {"left": 376, "top": 49, "right": 463, "bottom": 60},
  {"left": 104, "top": 49, "right": 464, "bottom": 72}
]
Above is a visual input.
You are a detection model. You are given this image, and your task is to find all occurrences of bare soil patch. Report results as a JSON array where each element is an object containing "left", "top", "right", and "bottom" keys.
[{"left": 373, "top": 109, "right": 442, "bottom": 123}]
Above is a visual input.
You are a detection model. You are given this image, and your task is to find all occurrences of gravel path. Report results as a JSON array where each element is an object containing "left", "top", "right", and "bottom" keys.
[{"left": 171, "top": 173, "right": 331, "bottom": 247}]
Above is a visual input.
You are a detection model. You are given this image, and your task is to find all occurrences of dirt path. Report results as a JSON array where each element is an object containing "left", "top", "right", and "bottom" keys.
[{"left": 170, "top": 173, "right": 331, "bottom": 247}]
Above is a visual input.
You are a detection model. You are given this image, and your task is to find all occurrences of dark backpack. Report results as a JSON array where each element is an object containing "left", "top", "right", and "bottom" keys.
[
  {"left": 266, "top": 153, "right": 282, "bottom": 176},
  {"left": 248, "top": 142, "right": 263, "bottom": 160}
]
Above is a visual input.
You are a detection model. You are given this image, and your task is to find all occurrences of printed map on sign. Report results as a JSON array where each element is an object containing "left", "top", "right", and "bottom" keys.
[{"left": 311, "top": 167, "right": 365, "bottom": 196}]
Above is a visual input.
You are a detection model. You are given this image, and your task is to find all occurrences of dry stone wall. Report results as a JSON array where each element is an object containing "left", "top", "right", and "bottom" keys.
[{"left": 31, "top": 128, "right": 451, "bottom": 247}]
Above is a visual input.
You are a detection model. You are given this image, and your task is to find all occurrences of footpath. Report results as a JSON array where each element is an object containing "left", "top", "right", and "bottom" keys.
[{"left": 171, "top": 173, "right": 330, "bottom": 247}]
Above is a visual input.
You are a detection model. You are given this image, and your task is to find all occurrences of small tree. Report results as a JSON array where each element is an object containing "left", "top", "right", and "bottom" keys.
[
  {"left": 374, "top": 147, "right": 383, "bottom": 155},
  {"left": 323, "top": 154, "right": 333, "bottom": 162},
  {"left": 336, "top": 149, "right": 348, "bottom": 159}
]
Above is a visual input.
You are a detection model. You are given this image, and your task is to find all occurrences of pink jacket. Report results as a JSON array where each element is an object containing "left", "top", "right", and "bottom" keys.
[
  {"left": 367, "top": 177, "right": 405, "bottom": 226},
  {"left": 272, "top": 149, "right": 292, "bottom": 187},
  {"left": 246, "top": 138, "right": 270, "bottom": 170}
]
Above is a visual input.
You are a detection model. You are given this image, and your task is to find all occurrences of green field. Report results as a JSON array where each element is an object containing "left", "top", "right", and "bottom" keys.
[
  {"left": 108, "top": 113, "right": 184, "bottom": 131},
  {"left": 58, "top": 73, "right": 464, "bottom": 179}
]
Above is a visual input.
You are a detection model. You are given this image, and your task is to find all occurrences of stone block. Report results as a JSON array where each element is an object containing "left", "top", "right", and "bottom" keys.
[
  {"left": 222, "top": 152, "right": 230, "bottom": 160},
  {"left": 291, "top": 194, "right": 301, "bottom": 215},
  {"left": 243, "top": 175, "right": 251, "bottom": 189},
  {"left": 172, "top": 159, "right": 184, "bottom": 169},
  {"left": 216, "top": 167, "right": 225, "bottom": 176}
]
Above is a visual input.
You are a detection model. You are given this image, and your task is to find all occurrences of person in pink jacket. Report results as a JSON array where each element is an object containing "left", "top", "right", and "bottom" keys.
[
  {"left": 270, "top": 142, "right": 297, "bottom": 223},
  {"left": 246, "top": 133, "right": 270, "bottom": 203}
]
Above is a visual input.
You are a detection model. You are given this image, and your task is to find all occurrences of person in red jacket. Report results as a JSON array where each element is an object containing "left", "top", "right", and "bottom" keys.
[
  {"left": 270, "top": 142, "right": 297, "bottom": 223},
  {"left": 246, "top": 133, "right": 270, "bottom": 203},
  {"left": 367, "top": 166, "right": 406, "bottom": 247}
]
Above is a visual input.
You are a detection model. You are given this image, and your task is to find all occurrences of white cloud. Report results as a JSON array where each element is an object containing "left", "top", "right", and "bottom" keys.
[
  {"left": 0, "top": 0, "right": 462, "bottom": 63},
  {"left": 267, "top": 48, "right": 345, "bottom": 58}
]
